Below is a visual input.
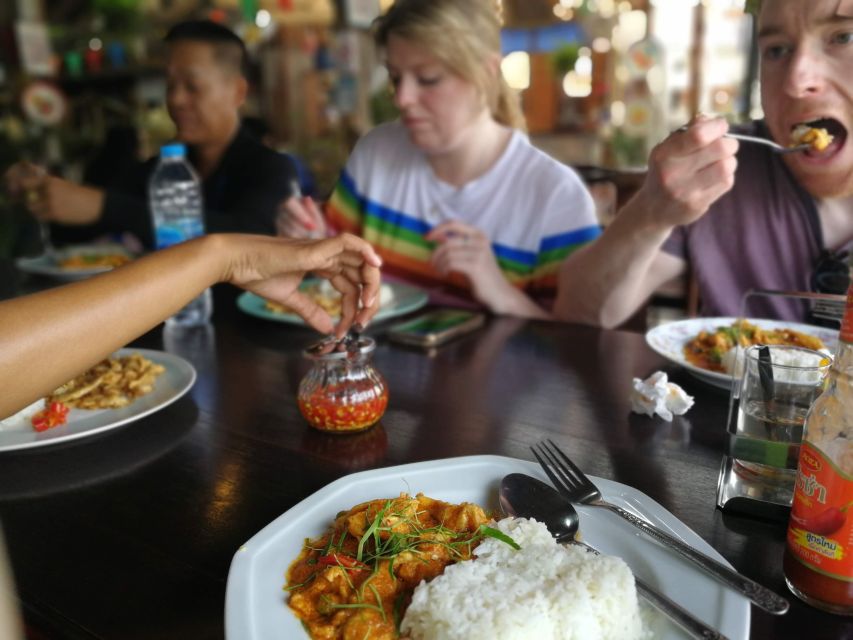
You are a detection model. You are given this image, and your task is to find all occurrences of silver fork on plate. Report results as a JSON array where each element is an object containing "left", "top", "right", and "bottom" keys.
[{"left": 531, "top": 439, "right": 790, "bottom": 615}]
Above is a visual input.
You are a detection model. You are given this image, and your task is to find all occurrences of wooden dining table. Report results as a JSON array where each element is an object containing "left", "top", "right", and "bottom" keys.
[{"left": 0, "top": 268, "right": 849, "bottom": 640}]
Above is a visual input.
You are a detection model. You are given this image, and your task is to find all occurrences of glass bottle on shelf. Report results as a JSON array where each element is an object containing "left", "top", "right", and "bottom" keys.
[{"left": 784, "top": 283, "right": 853, "bottom": 614}]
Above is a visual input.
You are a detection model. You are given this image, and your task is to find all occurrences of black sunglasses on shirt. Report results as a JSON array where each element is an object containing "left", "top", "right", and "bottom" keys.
[{"left": 811, "top": 249, "right": 850, "bottom": 296}]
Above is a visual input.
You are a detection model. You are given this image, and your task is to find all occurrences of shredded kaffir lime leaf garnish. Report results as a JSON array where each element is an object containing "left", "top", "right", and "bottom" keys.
[
  {"left": 477, "top": 524, "right": 521, "bottom": 550},
  {"left": 288, "top": 496, "right": 520, "bottom": 621}
]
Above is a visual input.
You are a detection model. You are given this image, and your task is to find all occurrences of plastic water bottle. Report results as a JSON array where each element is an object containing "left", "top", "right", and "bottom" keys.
[{"left": 149, "top": 143, "right": 212, "bottom": 327}]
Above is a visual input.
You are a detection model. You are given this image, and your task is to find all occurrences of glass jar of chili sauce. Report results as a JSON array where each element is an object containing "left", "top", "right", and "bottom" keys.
[
  {"left": 297, "top": 336, "right": 388, "bottom": 433},
  {"left": 783, "top": 284, "right": 853, "bottom": 614}
]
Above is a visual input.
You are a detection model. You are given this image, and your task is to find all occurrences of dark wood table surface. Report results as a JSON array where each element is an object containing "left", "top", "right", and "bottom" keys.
[{"left": 1, "top": 270, "right": 851, "bottom": 640}]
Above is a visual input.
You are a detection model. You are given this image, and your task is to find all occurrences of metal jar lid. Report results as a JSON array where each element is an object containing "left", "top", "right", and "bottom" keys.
[{"left": 303, "top": 335, "right": 376, "bottom": 361}]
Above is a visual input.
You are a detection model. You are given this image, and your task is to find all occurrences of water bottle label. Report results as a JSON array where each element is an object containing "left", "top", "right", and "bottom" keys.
[
  {"left": 155, "top": 225, "right": 185, "bottom": 249},
  {"left": 182, "top": 219, "right": 204, "bottom": 239},
  {"left": 787, "top": 440, "right": 853, "bottom": 581},
  {"left": 154, "top": 220, "right": 205, "bottom": 249}
]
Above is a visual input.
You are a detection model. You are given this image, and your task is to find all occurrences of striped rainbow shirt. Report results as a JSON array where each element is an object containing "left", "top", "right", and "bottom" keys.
[{"left": 326, "top": 122, "right": 601, "bottom": 296}]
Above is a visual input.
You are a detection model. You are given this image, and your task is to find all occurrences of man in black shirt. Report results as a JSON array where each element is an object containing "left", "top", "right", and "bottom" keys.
[{"left": 6, "top": 21, "right": 295, "bottom": 249}]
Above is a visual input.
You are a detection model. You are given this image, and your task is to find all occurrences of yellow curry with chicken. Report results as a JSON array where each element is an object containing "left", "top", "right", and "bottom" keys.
[
  {"left": 286, "top": 493, "right": 495, "bottom": 639},
  {"left": 684, "top": 319, "right": 827, "bottom": 373}
]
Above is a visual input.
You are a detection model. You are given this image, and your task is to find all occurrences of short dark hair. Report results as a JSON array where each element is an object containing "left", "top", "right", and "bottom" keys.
[{"left": 164, "top": 20, "right": 248, "bottom": 78}]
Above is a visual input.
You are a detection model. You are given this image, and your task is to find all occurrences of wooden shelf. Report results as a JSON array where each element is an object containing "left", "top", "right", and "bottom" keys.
[{"left": 57, "top": 66, "right": 162, "bottom": 90}]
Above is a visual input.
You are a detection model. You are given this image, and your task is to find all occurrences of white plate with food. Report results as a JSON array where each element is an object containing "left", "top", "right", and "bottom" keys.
[
  {"left": 237, "top": 280, "right": 429, "bottom": 326},
  {"left": 15, "top": 243, "right": 134, "bottom": 280},
  {"left": 0, "top": 348, "right": 195, "bottom": 452},
  {"left": 646, "top": 317, "right": 838, "bottom": 389},
  {"left": 225, "top": 455, "right": 750, "bottom": 640}
]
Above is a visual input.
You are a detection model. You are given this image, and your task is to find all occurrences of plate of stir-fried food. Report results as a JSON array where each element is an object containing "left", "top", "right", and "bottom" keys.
[
  {"left": 15, "top": 243, "right": 134, "bottom": 280},
  {"left": 236, "top": 279, "right": 428, "bottom": 326},
  {"left": 0, "top": 349, "right": 195, "bottom": 451},
  {"left": 645, "top": 317, "right": 838, "bottom": 389},
  {"left": 224, "top": 455, "right": 750, "bottom": 640}
]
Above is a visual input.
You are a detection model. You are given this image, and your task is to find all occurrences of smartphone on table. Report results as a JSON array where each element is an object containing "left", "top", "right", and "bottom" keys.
[{"left": 388, "top": 309, "right": 486, "bottom": 348}]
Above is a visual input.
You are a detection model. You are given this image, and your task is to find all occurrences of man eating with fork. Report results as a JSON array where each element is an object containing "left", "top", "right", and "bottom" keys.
[{"left": 554, "top": 0, "right": 853, "bottom": 327}]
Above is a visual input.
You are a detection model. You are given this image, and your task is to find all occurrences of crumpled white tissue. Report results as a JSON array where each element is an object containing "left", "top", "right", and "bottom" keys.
[{"left": 630, "top": 371, "right": 694, "bottom": 421}]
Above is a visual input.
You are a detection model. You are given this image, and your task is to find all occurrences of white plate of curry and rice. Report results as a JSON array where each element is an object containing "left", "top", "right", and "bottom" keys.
[
  {"left": 646, "top": 317, "right": 838, "bottom": 389},
  {"left": 225, "top": 455, "right": 749, "bottom": 640}
]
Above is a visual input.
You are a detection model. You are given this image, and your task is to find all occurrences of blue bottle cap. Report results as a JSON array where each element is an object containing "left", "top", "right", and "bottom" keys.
[{"left": 160, "top": 143, "right": 186, "bottom": 158}]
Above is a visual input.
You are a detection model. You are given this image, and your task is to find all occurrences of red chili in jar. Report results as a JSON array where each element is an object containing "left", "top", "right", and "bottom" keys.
[{"left": 298, "top": 336, "right": 388, "bottom": 433}]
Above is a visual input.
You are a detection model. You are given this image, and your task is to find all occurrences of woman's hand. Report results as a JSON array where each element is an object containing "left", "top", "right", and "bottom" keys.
[
  {"left": 275, "top": 195, "right": 328, "bottom": 239},
  {"left": 426, "top": 221, "right": 514, "bottom": 308},
  {"left": 221, "top": 234, "right": 382, "bottom": 337},
  {"left": 0, "top": 232, "right": 382, "bottom": 418}
]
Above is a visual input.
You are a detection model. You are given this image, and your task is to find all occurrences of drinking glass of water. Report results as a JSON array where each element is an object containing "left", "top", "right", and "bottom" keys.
[{"left": 728, "top": 344, "right": 832, "bottom": 489}]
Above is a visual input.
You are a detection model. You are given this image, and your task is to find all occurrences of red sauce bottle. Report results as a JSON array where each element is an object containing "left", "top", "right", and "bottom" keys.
[{"left": 784, "top": 285, "right": 853, "bottom": 614}]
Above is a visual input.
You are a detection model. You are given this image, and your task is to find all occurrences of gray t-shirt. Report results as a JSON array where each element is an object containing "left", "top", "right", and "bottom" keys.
[{"left": 662, "top": 121, "right": 839, "bottom": 321}]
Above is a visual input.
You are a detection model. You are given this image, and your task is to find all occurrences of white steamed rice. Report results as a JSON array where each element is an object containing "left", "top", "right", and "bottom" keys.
[
  {"left": 721, "top": 345, "right": 831, "bottom": 382},
  {"left": 400, "top": 517, "right": 644, "bottom": 640}
]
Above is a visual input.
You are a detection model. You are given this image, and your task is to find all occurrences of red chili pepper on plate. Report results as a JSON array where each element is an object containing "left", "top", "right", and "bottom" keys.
[
  {"left": 31, "top": 401, "right": 70, "bottom": 432},
  {"left": 317, "top": 553, "right": 368, "bottom": 575}
]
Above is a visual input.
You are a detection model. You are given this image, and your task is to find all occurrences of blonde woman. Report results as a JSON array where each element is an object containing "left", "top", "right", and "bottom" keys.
[{"left": 278, "top": 0, "right": 600, "bottom": 319}]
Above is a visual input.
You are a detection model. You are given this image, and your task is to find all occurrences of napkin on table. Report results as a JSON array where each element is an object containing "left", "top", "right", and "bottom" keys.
[{"left": 630, "top": 371, "right": 694, "bottom": 421}]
